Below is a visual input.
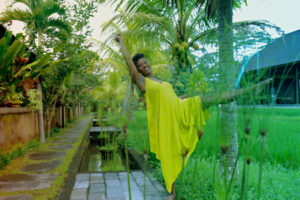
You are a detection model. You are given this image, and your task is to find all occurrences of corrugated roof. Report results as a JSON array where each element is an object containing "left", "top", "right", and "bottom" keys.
[{"left": 244, "top": 29, "right": 300, "bottom": 72}]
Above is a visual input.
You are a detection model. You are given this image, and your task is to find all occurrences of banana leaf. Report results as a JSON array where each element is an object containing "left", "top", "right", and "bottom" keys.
[{"left": 0, "top": 39, "right": 24, "bottom": 78}]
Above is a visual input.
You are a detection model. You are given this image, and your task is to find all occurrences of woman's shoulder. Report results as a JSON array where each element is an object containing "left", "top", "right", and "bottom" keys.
[{"left": 146, "top": 77, "right": 165, "bottom": 84}]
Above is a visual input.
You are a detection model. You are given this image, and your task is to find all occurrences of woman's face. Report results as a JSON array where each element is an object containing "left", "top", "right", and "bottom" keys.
[{"left": 136, "top": 57, "right": 152, "bottom": 77}]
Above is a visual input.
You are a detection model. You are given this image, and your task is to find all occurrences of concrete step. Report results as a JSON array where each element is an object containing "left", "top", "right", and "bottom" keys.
[{"left": 90, "top": 126, "right": 121, "bottom": 134}]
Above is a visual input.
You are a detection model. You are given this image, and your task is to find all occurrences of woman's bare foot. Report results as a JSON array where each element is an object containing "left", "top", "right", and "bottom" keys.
[{"left": 166, "top": 193, "right": 176, "bottom": 200}]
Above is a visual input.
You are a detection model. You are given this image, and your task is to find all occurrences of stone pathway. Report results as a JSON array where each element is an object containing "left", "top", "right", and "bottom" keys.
[
  {"left": 0, "top": 116, "right": 92, "bottom": 200},
  {"left": 0, "top": 114, "right": 169, "bottom": 200},
  {"left": 70, "top": 171, "right": 169, "bottom": 200}
]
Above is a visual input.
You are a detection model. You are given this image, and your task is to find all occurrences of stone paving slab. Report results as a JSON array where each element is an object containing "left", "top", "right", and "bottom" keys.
[
  {"left": 90, "top": 173, "right": 104, "bottom": 184},
  {"left": 106, "top": 179, "right": 122, "bottom": 187},
  {"left": 135, "top": 177, "right": 152, "bottom": 186},
  {"left": 106, "top": 187, "right": 126, "bottom": 199},
  {"left": 88, "top": 193, "right": 106, "bottom": 200},
  {"left": 0, "top": 194, "right": 33, "bottom": 200},
  {"left": 131, "top": 171, "right": 144, "bottom": 178},
  {"left": 49, "top": 143, "right": 74, "bottom": 150},
  {"left": 76, "top": 174, "right": 90, "bottom": 181},
  {"left": 55, "top": 134, "right": 81, "bottom": 139},
  {"left": 0, "top": 173, "right": 58, "bottom": 192},
  {"left": 104, "top": 172, "right": 119, "bottom": 180},
  {"left": 89, "top": 183, "right": 105, "bottom": 193},
  {"left": 70, "top": 171, "right": 169, "bottom": 200},
  {"left": 138, "top": 185, "right": 159, "bottom": 196},
  {"left": 28, "top": 151, "right": 66, "bottom": 160},
  {"left": 52, "top": 138, "right": 78, "bottom": 143},
  {"left": 70, "top": 188, "right": 88, "bottom": 200},
  {"left": 21, "top": 160, "right": 61, "bottom": 172},
  {"left": 74, "top": 181, "right": 89, "bottom": 189},
  {"left": 118, "top": 172, "right": 134, "bottom": 182}
]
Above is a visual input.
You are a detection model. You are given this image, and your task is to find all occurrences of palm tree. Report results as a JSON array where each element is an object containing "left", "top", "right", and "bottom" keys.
[
  {"left": 107, "top": 0, "right": 210, "bottom": 89},
  {"left": 107, "top": 0, "right": 280, "bottom": 96},
  {"left": 0, "top": 0, "right": 71, "bottom": 143},
  {"left": 0, "top": 0, "right": 71, "bottom": 50}
]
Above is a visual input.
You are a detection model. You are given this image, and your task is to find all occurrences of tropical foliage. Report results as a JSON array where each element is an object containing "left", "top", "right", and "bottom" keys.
[
  {"left": 0, "top": 30, "right": 60, "bottom": 108},
  {"left": 105, "top": 0, "right": 281, "bottom": 96},
  {"left": 0, "top": 0, "right": 101, "bottom": 137},
  {"left": 0, "top": 0, "right": 71, "bottom": 51}
]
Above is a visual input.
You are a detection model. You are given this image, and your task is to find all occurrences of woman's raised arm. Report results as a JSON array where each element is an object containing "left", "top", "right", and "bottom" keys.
[{"left": 115, "top": 35, "right": 145, "bottom": 93}]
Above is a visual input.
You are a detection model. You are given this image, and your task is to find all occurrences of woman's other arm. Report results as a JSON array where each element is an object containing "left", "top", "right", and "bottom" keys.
[{"left": 201, "top": 78, "right": 273, "bottom": 108}]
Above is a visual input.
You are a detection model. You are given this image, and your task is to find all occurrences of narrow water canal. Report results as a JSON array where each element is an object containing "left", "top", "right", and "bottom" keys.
[{"left": 78, "top": 116, "right": 140, "bottom": 172}]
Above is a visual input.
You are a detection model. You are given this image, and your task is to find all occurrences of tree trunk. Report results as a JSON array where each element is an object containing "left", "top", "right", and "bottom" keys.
[
  {"left": 46, "top": 108, "right": 50, "bottom": 138},
  {"left": 38, "top": 32, "right": 43, "bottom": 51},
  {"left": 47, "top": 95, "right": 59, "bottom": 137},
  {"left": 36, "top": 31, "right": 47, "bottom": 142},
  {"left": 36, "top": 81, "right": 45, "bottom": 143},
  {"left": 218, "top": 0, "right": 238, "bottom": 178}
]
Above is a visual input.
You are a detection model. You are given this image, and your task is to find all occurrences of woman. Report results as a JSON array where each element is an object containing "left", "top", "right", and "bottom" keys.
[{"left": 115, "top": 34, "right": 270, "bottom": 200}]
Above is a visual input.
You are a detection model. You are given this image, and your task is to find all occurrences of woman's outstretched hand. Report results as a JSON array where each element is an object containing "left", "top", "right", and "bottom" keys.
[{"left": 115, "top": 34, "right": 122, "bottom": 43}]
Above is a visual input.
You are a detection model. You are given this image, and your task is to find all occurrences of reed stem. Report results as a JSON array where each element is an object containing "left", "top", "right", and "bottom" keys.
[
  {"left": 177, "top": 155, "right": 185, "bottom": 200},
  {"left": 257, "top": 132, "right": 266, "bottom": 200},
  {"left": 226, "top": 137, "right": 244, "bottom": 198},
  {"left": 124, "top": 128, "right": 132, "bottom": 200}
]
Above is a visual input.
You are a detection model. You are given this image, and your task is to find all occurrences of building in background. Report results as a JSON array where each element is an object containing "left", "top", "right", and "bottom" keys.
[{"left": 237, "top": 30, "right": 300, "bottom": 104}]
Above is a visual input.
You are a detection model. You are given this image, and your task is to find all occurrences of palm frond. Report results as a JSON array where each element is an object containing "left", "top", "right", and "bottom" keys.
[
  {"left": 43, "top": 1, "right": 66, "bottom": 17},
  {"left": 91, "top": 38, "right": 122, "bottom": 59},
  {"left": 232, "top": 20, "right": 283, "bottom": 35},
  {"left": 47, "top": 18, "right": 72, "bottom": 36},
  {"left": 11, "top": 0, "right": 31, "bottom": 10},
  {"left": 102, "top": 11, "right": 170, "bottom": 34},
  {"left": 190, "top": 20, "right": 283, "bottom": 46},
  {"left": 0, "top": 9, "right": 32, "bottom": 23},
  {"left": 45, "top": 28, "right": 70, "bottom": 42}
]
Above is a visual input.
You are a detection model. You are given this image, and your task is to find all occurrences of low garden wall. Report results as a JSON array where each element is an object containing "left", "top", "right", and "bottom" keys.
[
  {"left": 0, "top": 108, "right": 39, "bottom": 152},
  {"left": 0, "top": 106, "right": 84, "bottom": 152}
]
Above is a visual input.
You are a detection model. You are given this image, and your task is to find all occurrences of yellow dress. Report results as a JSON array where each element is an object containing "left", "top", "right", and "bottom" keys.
[{"left": 145, "top": 77, "right": 209, "bottom": 193}]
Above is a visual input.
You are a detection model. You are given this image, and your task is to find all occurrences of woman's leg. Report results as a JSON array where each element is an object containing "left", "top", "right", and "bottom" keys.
[{"left": 166, "top": 183, "right": 176, "bottom": 200}]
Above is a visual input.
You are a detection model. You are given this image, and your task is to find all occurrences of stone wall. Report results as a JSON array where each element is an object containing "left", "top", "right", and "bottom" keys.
[
  {"left": 0, "top": 108, "right": 39, "bottom": 152},
  {"left": 0, "top": 106, "right": 85, "bottom": 152}
]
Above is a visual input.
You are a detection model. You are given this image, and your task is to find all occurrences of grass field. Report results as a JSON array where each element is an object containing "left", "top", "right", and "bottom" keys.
[
  {"left": 199, "top": 106, "right": 300, "bottom": 169},
  {"left": 127, "top": 107, "right": 300, "bottom": 199}
]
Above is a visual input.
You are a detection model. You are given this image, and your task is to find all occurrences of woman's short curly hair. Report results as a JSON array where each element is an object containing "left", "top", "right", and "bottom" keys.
[{"left": 132, "top": 53, "right": 145, "bottom": 67}]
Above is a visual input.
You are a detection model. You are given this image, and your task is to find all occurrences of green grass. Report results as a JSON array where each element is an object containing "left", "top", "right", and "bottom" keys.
[
  {"left": 127, "top": 108, "right": 300, "bottom": 199},
  {"left": 151, "top": 157, "right": 300, "bottom": 200},
  {"left": 0, "top": 139, "right": 40, "bottom": 169},
  {"left": 127, "top": 110, "right": 150, "bottom": 154},
  {"left": 198, "top": 106, "right": 300, "bottom": 169}
]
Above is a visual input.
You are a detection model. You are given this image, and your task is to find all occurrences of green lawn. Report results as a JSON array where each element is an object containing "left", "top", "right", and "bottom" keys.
[
  {"left": 127, "top": 107, "right": 300, "bottom": 199},
  {"left": 199, "top": 106, "right": 300, "bottom": 169}
]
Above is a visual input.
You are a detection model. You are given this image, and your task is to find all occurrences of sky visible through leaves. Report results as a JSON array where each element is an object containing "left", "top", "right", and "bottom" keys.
[{"left": 1, "top": 0, "right": 299, "bottom": 50}]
